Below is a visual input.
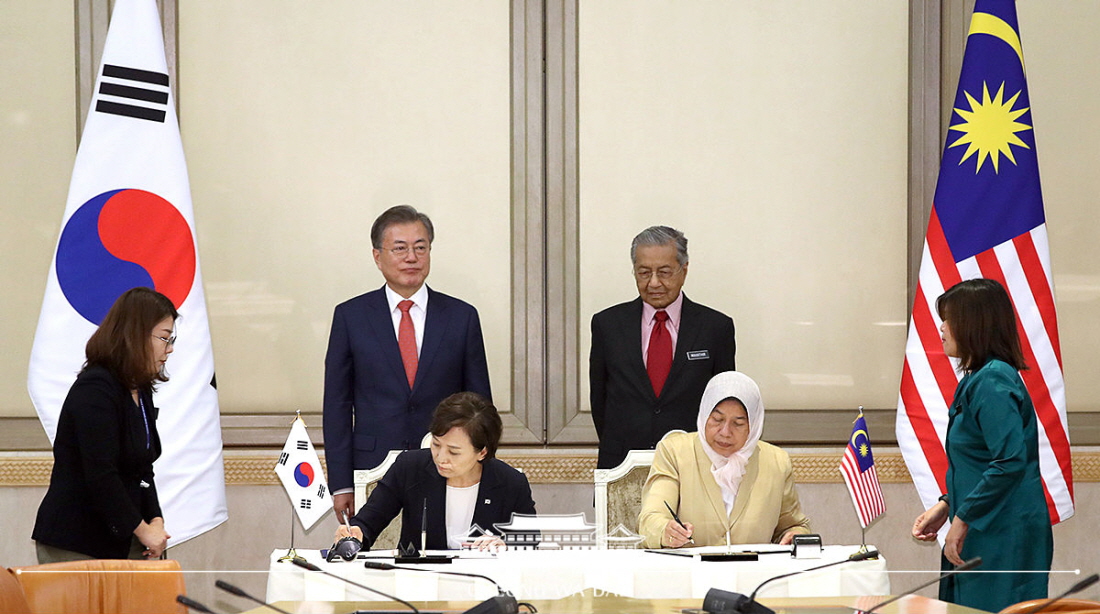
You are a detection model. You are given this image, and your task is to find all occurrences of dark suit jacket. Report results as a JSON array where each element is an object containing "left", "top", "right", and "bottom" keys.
[
  {"left": 323, "top": 285, "right": 492, "bottom": 492},
  {"left": 350, "top": 449, "right": 536, "bottom": 550},
  {"left": 590, "top": 294, "right": 735, "bottom": 468},
  {"left": 33, "top": 366, "right": 162, "bottom": 559}
]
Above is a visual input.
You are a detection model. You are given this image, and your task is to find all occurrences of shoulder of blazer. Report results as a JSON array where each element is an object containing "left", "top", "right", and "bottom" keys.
[
  {"left": 754, "top": 441, "right": 792, "bottom": 471},
  {"left": 661, "top": 430, "right": 701, "bottom": 463},
  {"left": 592, "top": 297, "right": 643, "bottom": 323},
  {"left": 425, "top": 287, "right": 477, "bottom": 316},
  {"left": 336, "top": 286, "right": 387, "bottom": 310},
  {"left": 73, "top": 366, "right": 128, "bottom": 402},
  {"left": 480, "top": 458, "right": 526, "bottom": 490},
  {"left": 391, "top": 449, "right": 442, "bottom": 491},
  {"left": 680, "top": 294, "right": 732, "bottom": 323}
]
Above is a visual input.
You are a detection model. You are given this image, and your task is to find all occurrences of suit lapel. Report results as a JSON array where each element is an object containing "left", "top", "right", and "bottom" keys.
[
  {"left": 694, "top": 438, "right": 731, "bottom": 527},
  {"left": 472, "top": 462, "right": 505, "bottom": 534},
  {"left": 664, "top": 294, "right": 701, "bottom": 393},
  {"left": 419, "top": 456, "right": 448, "bottom": 546},
  {"left": 728, "top": 446, "right": 761, "bottom": 526},
  {"left": 622, "top": 299, "right": 657, "bottom": 401},
  {"left": 416, "top": 287, "right": 445, "bottom": 393},
  {"left": 365, "top": 287, "right": 410, "bottom": 391}
]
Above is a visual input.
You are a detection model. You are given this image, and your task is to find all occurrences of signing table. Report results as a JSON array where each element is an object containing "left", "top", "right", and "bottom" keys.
[
  {"left": 250, "top": 593, "right": 985, "bottom": 614},
  {"left": 266, "top": 546, "right": 890, "bottom": 603}
]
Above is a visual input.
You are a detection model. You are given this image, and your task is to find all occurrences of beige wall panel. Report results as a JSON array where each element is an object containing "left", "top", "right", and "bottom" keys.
[
  {"left": 0, "top": 3, "right": 76, "bottom": 418},
  {"left": 1016, "top": 1, "right": 1100, "bottom": 413},
  {"left": 577, "top": 2, "right": 909, "bottom": 410},
  {"left": 178, "top": 2, "right": 513, "bottom": 414}
]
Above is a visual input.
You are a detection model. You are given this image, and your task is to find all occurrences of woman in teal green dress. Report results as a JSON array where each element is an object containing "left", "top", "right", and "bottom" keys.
[{"left": 912, "top": 278, "right": 1052, "bottom": 613}]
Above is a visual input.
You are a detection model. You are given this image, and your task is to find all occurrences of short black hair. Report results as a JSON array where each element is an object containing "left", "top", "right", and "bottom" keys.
[
  {"left": 370, "top": 205, "right": 434, "bottom": 249},
  {"left": 429, "top": 392, "right": 503, "bottom": 459}
]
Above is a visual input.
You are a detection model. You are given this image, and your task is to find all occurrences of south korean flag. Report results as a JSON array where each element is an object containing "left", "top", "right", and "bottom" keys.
[{"left": 274, "top": 417, "right": 331, "bottom": 529}]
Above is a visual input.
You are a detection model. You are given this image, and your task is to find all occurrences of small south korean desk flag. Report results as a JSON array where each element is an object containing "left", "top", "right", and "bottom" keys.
[{"left": 275, "top": 416, "right": 331, "bottom": 529}]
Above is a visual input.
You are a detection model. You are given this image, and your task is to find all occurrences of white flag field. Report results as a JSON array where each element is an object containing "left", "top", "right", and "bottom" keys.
[
  {"left": 27, "top": 0, "right": 227, "bottom": 546},
  {"left": 275, "top": 418, "right": 332, "bottom": 530}
]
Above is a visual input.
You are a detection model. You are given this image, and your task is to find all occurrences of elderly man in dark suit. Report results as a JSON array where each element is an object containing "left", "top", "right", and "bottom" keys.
[
  {"left": 590, "top": 226, "right": 736, "bottom": 469},
  {"left": 324, "top": 205, "right": 492, "bottom": 520}
]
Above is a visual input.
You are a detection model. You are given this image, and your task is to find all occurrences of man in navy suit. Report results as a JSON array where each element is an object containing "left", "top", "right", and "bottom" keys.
[
  {"left": 324, "top": 205, "right": 491, "bottom": 520},
  {"left": 590, "top": 226, "right": 736, "bottom": 469}
]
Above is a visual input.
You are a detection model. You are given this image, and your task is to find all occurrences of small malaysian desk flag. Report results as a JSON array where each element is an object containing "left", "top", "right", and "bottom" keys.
[
  {"left": 840, "top": 411, "right": 886, "bottom": 528},
  {"left": 275, "top": 416, "right": 331, "bottom": 529}
]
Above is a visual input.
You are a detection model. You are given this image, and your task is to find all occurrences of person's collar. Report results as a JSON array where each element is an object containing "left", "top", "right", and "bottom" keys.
[
  {"left": 384, "top": 283, "right": 429, "bottom": 312},
  {"left": 641, "top": 291, "right": 684, "bottom": 328}
]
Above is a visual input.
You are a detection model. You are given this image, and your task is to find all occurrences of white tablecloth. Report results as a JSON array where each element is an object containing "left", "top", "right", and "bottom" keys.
[{"left": 266, "top": 545, "right": 890, "bottom": 602}]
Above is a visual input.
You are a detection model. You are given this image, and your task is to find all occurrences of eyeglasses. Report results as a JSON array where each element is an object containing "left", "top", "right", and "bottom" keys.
[
  {"left": 634, "top": 266, "right": 682, "bottom": 282},
  {"left": 386, "top": 244, "right": 431, "bottom": 257},
  {"left": 152, "top": 334, "right": 177, "bottom": 347}
]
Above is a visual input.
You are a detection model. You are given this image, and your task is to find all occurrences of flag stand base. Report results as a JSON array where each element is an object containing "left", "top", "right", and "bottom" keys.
[
  {"left": 278, "top": 506, "right": 305, "bottom": 564},
  {"left": 278, "top": 548, "right": 306, "bottom": 564}
]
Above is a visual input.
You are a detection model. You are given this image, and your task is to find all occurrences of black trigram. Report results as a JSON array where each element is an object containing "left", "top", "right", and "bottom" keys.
[
  {"left": 277, "top": 452, "right": 289, "bottom": 466},
  {"left": 296, "top": 440, "right": 308, "bottom": 451},
  {"left": 300, "top": 499, "right": 312, "bottom": 510},
  {"left": 317, "top": 483, "right": 327, "bottom": 499},
  {"left": 95, "top": 64, "right": 169, "bottom": 123}
]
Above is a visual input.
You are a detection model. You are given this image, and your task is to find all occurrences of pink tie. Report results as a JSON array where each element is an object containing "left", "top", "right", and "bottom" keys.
[
  {"left": 398, "top": 300, "right": 418, "bottom": 389},
  {"left": 647, "top": 310, "right": 672, "bottom": 397}
]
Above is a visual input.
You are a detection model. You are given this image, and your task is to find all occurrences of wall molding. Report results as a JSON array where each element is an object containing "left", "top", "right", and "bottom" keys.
[
  {"left": 7, "top": 409, "right": 1100, "bottom": 450},
  {"left": 5, "top": 448, "right": 1100, "bottom": 487}
]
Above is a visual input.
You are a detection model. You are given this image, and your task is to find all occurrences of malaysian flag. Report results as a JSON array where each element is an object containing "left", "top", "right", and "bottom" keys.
[
  {"left": 896, "top": 0, "right": 1074, "bottom": 526},
  {"left": 840, "top": 411, "right": 885, "bottom": 528}
]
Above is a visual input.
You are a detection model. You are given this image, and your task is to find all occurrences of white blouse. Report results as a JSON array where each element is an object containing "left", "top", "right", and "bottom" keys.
[{"left": 444, "top": 483, "right": 480, "bottom": 549}]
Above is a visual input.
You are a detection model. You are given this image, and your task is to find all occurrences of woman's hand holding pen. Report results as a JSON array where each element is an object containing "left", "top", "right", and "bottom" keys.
[
  {"left": 662, "top": 500, "right": 695, "bottom": 548},
  {"left": 662, "top": 518, "right": 695, "bottom": 548}
]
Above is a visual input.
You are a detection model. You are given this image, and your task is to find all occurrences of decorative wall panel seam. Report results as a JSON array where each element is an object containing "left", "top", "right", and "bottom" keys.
[{"left": 4, "top": 451, "right": 1100, "bottom": 486}]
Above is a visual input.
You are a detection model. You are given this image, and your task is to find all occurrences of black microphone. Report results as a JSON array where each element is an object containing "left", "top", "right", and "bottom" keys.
[
  {"left": 1023, "top": 573, "right": 1100, "bottom": 614},
  {"left": 366, "top": 560, "right": 510, "bottom": 595},
  {"left": 365, "top": 561, "right": 518, "bottom": 614},
  {"left": 176, "top": 594, "right": 224, "bottom": 614},
  {"left": 862, "top": 557, "right": 982, "bottom": 614},
  {"left": 291, "top": 556, "right": 421, "bottom": 613},
  {"left": 215, "top": 579, "right": 293, "bottom": 614},
  {"left": 702, "top": 549, "right": 880, "bottom": 614},
  {"left": 421, "top": 498, "right": 429, "bottom": 553}
]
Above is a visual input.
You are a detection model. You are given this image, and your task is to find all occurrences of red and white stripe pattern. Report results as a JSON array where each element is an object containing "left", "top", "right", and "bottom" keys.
[
  {"left": 897, "top": 209, "right": 1074, "bottom": 525},
  {"left": 840, "top": 446, "right": 886, "bottom": 529}
]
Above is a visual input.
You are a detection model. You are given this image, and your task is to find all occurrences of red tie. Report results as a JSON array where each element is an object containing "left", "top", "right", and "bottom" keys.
[
  {"left": 647, "top": 310, "right": 672, "bottom": 397},
  {"left": 398, "top": 300, "right": 418, "bottom": 389}
]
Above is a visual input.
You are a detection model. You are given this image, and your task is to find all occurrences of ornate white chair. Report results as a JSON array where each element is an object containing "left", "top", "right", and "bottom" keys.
[
  {"left": 350, "top": 433, "right": 433, "bottom": 550},
  {"left": 593, "top": 430, "right": 686, "bottom": 549}
]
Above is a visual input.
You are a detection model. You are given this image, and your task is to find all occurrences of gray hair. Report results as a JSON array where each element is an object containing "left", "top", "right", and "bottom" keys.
[
  {"left": 370, "top": 205, "right": 435, "bottom": 249},
  {"left": 630, "top": 226, "right": 688, "bottom": 266}
]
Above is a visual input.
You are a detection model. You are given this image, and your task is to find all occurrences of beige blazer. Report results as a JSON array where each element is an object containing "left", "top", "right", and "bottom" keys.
[{"left": 638, "top": 431, "right": 811, "bottom": 548}]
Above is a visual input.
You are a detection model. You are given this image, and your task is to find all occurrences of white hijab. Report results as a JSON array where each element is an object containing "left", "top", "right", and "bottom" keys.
[{"left": 696, "top": 371, "right": 766, "bottom": 512}]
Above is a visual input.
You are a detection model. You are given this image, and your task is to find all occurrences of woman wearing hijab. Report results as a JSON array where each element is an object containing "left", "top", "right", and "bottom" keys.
[
  {"left": 638, "top": 371, "right": 811, "bottom": 548},
  {"left": 911, "top": 279, "right": 1051, "bottom": 612}
]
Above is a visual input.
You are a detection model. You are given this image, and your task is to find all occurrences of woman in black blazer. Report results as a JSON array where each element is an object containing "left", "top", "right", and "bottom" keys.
[
  {"left": 32, "top": 287, "right": 178, "bottom": 562},
  {"left": 337, "top": 392, "right": 536, "bottom": 551}
]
